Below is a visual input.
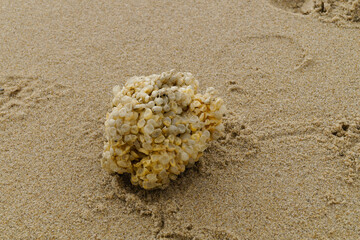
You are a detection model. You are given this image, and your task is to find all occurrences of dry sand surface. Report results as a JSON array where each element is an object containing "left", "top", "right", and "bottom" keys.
[{"left": 1, "top": 0, "right": 360, "bottom": 239}]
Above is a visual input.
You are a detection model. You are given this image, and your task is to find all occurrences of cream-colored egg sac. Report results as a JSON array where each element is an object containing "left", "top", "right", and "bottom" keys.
[{"left": 102, "top": 70, "right": 226, "bottom": 190}]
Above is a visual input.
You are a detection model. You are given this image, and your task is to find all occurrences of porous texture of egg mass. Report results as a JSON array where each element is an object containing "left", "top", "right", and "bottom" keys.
[{"left": 102, "top": 70, "right": 226, "bottom": 190}]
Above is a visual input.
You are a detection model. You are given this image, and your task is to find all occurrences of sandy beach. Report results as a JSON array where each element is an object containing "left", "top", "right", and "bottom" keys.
[{"left": 1, "top": 0, "right": 360, "bottom": 239}]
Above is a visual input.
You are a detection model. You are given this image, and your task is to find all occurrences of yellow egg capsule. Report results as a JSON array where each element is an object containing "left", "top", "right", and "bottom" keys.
[{"left": 101, "top": 71, "right": 225, "bottom": 190}]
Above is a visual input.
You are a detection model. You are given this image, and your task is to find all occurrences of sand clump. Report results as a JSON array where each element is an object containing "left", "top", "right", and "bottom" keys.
[
  {"left": 102, "top": 70, "right": 226, "bottom": 190},
  {"left": 311, "top": 0, "right": 360, "bottom": 22},
  {"left": 271, "top": 0, "right": 360, "bottom": 24}
]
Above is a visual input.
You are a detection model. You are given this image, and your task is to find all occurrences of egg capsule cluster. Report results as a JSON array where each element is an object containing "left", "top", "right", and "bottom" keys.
[{"left": 102, "top": 70, "right": 226, "bottom": 190}]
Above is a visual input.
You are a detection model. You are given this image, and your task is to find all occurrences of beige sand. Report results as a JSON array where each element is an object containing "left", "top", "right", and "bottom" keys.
[{"left": 1, "top": 1, "right": 360, "bottom": 239}]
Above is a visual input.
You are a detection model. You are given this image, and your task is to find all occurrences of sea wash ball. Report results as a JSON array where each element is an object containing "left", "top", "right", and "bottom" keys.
[{"left": 102, "top": 70, "right": 226, "bottom": 190}]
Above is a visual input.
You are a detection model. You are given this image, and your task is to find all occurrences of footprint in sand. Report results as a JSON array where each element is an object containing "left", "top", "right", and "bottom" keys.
[
  {"left": 202, "top": 115, "right": 260, "bottom": 169},
  {"left": 269, "top": 0, "right": 316, "bottom": 14},
  {"left": 159, "top": 227, "right": 239, "bottom": 240},
  {"left": 217, "top": 35, "right": 307, "bottom": 74},
  {"left": 0, "top": 75, "right": 72, "bottom": 121},
  {"left": 269, "top": 0, "right": 360, "bottom": 28},
  {"left": 327, "top": 119, "right": 360, "bottom": 185}
]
